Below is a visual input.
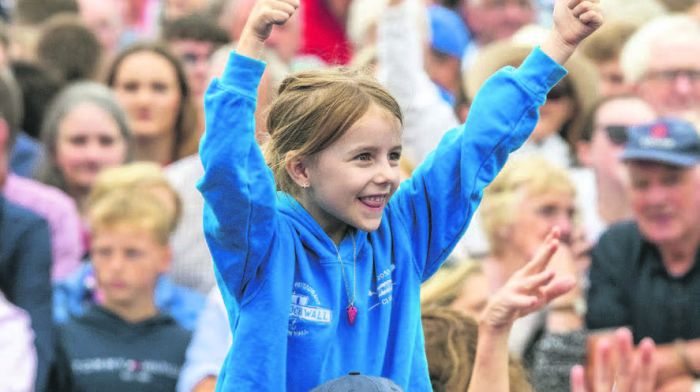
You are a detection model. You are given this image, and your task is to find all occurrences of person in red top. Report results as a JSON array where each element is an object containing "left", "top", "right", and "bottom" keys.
[{"left": 299, "top": 0, "right": 352, "bottom": 65}]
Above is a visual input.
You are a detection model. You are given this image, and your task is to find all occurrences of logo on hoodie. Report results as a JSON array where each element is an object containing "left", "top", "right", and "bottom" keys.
[{"left": 289, "top": 281, "right": 332, "bottom": 337}]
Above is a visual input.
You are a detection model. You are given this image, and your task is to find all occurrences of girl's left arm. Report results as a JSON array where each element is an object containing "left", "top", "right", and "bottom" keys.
[
  {"left": 392, "top": 48, "right": 567, "bottom": 279},
  {"left": 394, "top": 0, "right": 602, "bottom": 279}
]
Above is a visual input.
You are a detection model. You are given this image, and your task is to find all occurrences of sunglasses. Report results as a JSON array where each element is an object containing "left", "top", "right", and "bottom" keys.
[
  {"left": 547, "top": 82, "right": 573, "bottom": 101},
  {"left": 602, "top": 124, "right": 629, "bottom": 145}
]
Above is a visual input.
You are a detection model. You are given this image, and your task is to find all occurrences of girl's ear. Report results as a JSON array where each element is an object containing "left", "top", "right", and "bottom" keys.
[{"left": 284, "top": 151, "right": 311, "bottom": 189}]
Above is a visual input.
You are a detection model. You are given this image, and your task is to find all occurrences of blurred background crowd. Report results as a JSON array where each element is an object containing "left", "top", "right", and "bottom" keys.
[{"left": 0, "top": 0, "right": 699, "bottom": 391}]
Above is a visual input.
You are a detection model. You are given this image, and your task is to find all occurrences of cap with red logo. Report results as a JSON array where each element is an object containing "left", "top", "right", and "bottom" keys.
[{"left": 620, "top": 117, "right": 700, "bottom": 167}]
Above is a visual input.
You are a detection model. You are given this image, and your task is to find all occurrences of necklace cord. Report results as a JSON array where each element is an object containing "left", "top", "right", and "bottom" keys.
[{"left": 335, "top": 232, "right": 356, "bottom": 307}]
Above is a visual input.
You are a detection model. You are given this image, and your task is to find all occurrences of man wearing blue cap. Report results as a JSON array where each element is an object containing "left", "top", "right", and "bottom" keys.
[
  {"left": 587, "top": 117, "right": 700, "bottom": 390},
  {"left": 425, "top": 5, "right": 470, "bottom": 106}
]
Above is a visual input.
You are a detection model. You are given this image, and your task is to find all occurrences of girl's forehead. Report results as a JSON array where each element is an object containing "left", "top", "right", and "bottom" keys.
[{"left": 342, "top": 106, "right": 402, "bottom": 139}]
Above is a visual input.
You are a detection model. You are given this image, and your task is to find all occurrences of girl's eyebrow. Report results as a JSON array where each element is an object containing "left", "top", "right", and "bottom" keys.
[{"left": 347, "top": 144, "right": 403, "bottom": 155}]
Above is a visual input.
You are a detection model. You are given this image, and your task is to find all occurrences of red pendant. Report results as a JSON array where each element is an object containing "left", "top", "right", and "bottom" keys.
[{"left": 346, "top": 305, "right": 358, "bottom": 325}]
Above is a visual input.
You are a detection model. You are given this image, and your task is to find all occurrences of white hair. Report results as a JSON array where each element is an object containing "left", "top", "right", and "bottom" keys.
[
  {"left": 600, "top": 0, "right": 667, "bottom": 25},
  {"left": 620, "top": 14, "right": 700, "bottom": 84}
]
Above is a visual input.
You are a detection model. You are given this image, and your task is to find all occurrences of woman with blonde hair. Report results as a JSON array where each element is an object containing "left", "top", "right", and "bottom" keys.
[
  {"left": 420, "top": 259, "right": 487, "bottom": 319},
  {"left": 478, "top": 156, "right": 588, "bottom": 389},
  {"left": 423, "top": 308, "right": 533, "bottom": 392}
]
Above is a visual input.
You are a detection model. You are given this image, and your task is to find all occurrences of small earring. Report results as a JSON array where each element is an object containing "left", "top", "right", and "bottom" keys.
[{"left": 302, "top": 182, "right": 310, "bottom": 189}]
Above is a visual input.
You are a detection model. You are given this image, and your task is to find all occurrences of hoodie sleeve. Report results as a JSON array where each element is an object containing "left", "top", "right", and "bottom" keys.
[
  {"left": 197, "top": 52, "right": 277, "bottom": 300},
  {"left": 390, "top": 47, "right": 567, "bottom": 280}
]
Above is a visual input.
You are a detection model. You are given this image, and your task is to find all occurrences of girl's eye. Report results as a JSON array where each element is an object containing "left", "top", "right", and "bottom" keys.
[
  {"left": 356, "top": 153, "right": 371, "bottom": 161},
  {"left": 389, "top": 151, "right": 402, "bottom": 161}
]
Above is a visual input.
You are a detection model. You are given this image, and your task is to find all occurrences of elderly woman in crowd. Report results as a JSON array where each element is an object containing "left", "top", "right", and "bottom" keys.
[{"left": 36, "top": 81, "right": 132, "bottom": 215}]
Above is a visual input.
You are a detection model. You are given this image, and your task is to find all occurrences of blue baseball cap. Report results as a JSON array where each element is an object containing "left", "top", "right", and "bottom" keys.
[
  {"left": 428, "top": 5, "right": 471, "bottom": 60},
  {"left": 311, "top": 372, "right": 403, "bottom": 392},
  {"left": 621, "top": 117, "right": 700, "bottom": 167}
]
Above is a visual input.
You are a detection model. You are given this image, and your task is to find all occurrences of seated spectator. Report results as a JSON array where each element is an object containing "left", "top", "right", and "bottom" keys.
[
  {"left": 35, "top": 14, "right": 103, "bottom": 82},
  {"left": 53, "top": 162, "right": 205, "bottom": 330},
  {"left": 376, "top": 0, "right": 460, "bottom": 168},
  {"left": 7, "top": 0, "right": 79, "bottom": 61},
  {"left": 162, "top": 12, "right": 229, "bottom": 140},
  {"left": 420, "top": 259, "right": 487, "bottom": 319},
  {"left": 620, "top": 15, "right": 700, "bottom": 119},
  {"left": 0, "top": 290, "right": 37, "bottom": 392},
  {"left": 478, "top": 157, "right": 584, "bottom": 367},
  {"left": 587, "top": 117, "right": 700, "bottom": 390},
  {"left": 51, "top": 188, "right": 191, "bottom": 391},
  {"left": 574, "top": 95, "right": 656, "bottom": 242},
  {"left": 106, "top": 42, "right": 198, "bottom": 165},
  {"left": 457, "top": 0, "right": 535, "bottom": 67},
  {"left": 0, "top": 193, "right": 52, "bottom": 392},
  {"left": 77, "top": 0, "right": 128, "bottom": 61},
  {"left": 0, "top": 66, "right": 83, "bottom": 280},
  {"left": 466, "top": 41, "right": 598, "bottom": 168},
  {"left": 0, "top": 75, "right": 53, "bottom": 390},
  {"left": 10, "top": 60, "right": 64, "bottom": 141},
  {"left": 579, "top": 20, "right": 638, "bottom": 98},
  {"left": 36, "top": 81, "right": 132, "bottom": 216},
  {"left": 425, "top": 5, "right": 470, "bottom": 106},
  {"left": 422, "top": 308, "right": 532, "bottom": 392}
]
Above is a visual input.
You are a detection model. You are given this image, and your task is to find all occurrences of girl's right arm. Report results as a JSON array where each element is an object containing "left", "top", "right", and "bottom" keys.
[{"left": 197, "top": 0, "right": 299, "bottom": 299}]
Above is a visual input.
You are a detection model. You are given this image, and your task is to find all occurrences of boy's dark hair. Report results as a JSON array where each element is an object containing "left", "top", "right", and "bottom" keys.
[
  {"left": 0, "top": 68, "right": 24, "bottom": 151},
  {"left": 36, "top": 14, "right": 102, "bottom": 81},
  {"left": 13, "top": 0, "right": 79, "bottom": 24},
  {"left": 162, "top": 12, "right": 229, "bottom": 46},
  {"left": 10, "top": 60, "right": 64, "bottom": 139}
]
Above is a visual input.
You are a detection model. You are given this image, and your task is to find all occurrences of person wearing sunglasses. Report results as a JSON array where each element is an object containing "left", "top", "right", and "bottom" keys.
[
  {"left": 575, "top": 95, "right": 656, "bottom": 242},
  {"left": 587, "top": 117, "right": 700, "bottom": 391},
  {"left": 466, "top": 41, "right": 598, "bottom": 168}
]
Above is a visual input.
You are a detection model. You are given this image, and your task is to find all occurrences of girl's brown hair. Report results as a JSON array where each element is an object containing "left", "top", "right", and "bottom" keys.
[
  {"left": 264, "top": 67, "right": 403, "bottom": 195},
  {"left": 422, "top": 308, "right": 533, "bottom": 392}
]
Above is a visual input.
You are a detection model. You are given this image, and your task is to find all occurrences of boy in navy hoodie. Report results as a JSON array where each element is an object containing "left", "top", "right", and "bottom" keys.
[{"left": 52, "top": 189, "right": 191, "bottom": 392}]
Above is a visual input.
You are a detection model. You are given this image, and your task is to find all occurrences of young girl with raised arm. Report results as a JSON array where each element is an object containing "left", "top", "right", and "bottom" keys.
[{"left": 197, "top": 0, "right": 602, "bottom": 390}]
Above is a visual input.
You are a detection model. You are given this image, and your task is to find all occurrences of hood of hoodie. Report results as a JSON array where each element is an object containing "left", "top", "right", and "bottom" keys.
[
  {"left": 276, "top": 192, "right": 369, "bottom": 260},
  {"left": 77, "top": 305, "right": 178, "bottom": 340}
]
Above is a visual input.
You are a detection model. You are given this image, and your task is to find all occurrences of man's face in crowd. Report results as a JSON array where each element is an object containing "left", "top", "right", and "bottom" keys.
[
  {"left": 461, "top": 0, "right": 535, "bottom": 45},
  {"left": 627, "top": 161, "right": 700, "bottom": 247},
  {"left": 636, "top": 38, "right": 700, "bottom": 118}
]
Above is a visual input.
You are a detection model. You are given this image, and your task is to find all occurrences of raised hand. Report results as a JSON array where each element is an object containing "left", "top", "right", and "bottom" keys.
[
  {"left": 480, "top": 228, "right": 576, "bottom": 332},
  {"left": 542, "top": 0, "right": 603, "bottom": 64},
  {"left": 570, "top": 328, "right": 657, "bottom": 392},
  {"left": 553, "top": 0, "right": 603, "bottom": 47},
  {"left": 237, "top": 0, "right": 300, "bottom": 58}
]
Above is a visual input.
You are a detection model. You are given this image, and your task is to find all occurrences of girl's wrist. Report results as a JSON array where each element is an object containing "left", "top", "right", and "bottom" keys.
[
  {"left": 540, "top": 30, "right": 576, "bottom": 65},
  {"left": 236, "top": 31, "right": 266, "bottom": 60}
]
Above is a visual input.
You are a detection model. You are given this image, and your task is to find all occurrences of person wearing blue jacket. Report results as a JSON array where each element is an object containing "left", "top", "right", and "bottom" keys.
[{"left": 197, "top": 0, "right": 602, "bottom": 390}]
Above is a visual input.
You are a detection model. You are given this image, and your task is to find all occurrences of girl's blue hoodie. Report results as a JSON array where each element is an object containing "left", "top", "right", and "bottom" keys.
[{"left": 197, "top": 49, "right": 566, "bottom": 391}]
